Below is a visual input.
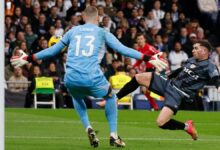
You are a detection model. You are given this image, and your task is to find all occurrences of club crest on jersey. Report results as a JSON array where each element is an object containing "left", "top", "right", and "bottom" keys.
[{"left": 190, "top": 64, "right": 196, "bottom": 69}]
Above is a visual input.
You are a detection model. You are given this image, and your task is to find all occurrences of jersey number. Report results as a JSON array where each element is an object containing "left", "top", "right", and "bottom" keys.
[{"left": 75, "top": 35, "right": 95, "bottom": 56}]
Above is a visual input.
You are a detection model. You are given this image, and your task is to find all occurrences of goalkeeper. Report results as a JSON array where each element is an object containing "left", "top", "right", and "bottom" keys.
[
  {"left": 10, "top": 6, "right": 167, "bottom": 148},
  {"left": 110, "top": 40, "right": 220, "bottom": 140}
]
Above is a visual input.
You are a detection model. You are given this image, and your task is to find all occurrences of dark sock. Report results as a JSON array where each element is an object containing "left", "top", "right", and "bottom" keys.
[
  {"left": 160, "top": 119, "right": 185, "bottom": 130},
  {"left": 116, "top": 77, "right": 139, "bottom": 99}
]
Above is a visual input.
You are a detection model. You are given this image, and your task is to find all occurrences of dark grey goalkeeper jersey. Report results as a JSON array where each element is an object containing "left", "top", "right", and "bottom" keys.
[{"left": 171, "top": 58, "right": 220, "bottom": 98}]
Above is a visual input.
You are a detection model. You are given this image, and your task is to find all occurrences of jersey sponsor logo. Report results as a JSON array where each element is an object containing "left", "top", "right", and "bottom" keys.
[
  {"left": 183, "top": 67, "right": 199, "bottom": 80},
  {"left": 190, "top": 64, "right": 196, "bottom": 69}
]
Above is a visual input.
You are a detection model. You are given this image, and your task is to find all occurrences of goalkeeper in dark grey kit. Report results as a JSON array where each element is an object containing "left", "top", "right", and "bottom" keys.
[{"left": 115, "top": 40, "right": 220, "bottom": 140}]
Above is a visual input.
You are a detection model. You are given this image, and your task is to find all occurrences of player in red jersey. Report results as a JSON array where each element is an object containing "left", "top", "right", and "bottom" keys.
[{"left": 133, "top": 33, "right": 161, "bottom": 110}]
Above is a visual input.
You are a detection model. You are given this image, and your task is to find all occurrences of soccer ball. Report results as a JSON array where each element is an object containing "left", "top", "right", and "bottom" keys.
[{"left": 48, "top": 35, "right": 63, "bottom": 47}]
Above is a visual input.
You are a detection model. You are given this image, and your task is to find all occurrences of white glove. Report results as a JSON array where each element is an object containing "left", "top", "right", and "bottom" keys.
[
  {"left": 149, "top": 52, "right": 168, "bottom": 72},
  {"left": 10, "top": 50, "right": 29, "bottom": 68}
]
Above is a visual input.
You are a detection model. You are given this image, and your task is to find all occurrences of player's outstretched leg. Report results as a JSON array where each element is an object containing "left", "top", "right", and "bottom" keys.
[
  {"left": 185, "top": 120, "right": 198, "bottom": 140},
  {"left": 72, "top": 98, "right": 99, "bottom": 147},
  {"left": 105, "top": 94, "right": 125, "bottom": 147}
]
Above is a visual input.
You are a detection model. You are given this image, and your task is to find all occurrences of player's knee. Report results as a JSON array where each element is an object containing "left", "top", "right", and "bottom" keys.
[
  {"left": 156, "top": 118, "right": 166, "bottom": 127},
  {"left": 135, "top": 72, "right": 152, "bottom": 86}
]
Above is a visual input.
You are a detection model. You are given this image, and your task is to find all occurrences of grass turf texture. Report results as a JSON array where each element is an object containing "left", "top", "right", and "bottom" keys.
[{"left": 5, "top": 108, "right": 220, "bottom": 150}]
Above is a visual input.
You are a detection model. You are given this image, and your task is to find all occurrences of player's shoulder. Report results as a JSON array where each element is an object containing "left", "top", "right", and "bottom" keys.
[
  {"left": 207, "top": 59, "right": 217, "bottom": 69},
  {"left": 186, "top": 57, "right": 194, "bottom": 63}
]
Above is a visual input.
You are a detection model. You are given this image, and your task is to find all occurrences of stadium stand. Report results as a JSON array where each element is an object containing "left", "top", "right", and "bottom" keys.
[{"left": 4, "top": 0, "right": 220, "bottom": 110}]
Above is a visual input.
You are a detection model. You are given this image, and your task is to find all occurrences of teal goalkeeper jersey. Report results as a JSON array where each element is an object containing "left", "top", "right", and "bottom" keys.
[{"left": 35, "top": 23, "right": 143, "bottom": 81}]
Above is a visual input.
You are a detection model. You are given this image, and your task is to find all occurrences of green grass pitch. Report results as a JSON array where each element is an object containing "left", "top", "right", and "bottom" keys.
[{"left": 5, "top": 108, "right": 220, "bottom": 150}]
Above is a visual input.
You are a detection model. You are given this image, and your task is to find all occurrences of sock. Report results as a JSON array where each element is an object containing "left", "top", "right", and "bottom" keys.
[
  {"left": 85, "top": 125, "right": 93, "bottom": 132},
  {"left": 110, "top": 132, "right": 118, "bottom": 139},
  {"left": 145, "top": 92, "right": 159, "bottom": 110},
  {"left": 160, "top": 119, "right": 185, "bottom": 130},
  {"left": 72, "top": 97, "right": 91, "bottom": 129},
  {"left": 116, "top": 77, "right": 139, "bottom": 99},
  {"left": 105, "top": 94, "right": 117, "bottom": 134}
]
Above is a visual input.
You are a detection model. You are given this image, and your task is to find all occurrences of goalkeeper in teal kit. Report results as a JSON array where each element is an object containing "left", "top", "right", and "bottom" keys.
[{"left": 10, "top": 6, "right": 167, "bottom": 148}]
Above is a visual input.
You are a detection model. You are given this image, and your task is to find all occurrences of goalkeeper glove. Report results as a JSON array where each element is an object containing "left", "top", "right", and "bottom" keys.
[
  {"left": 10, "top": 50, "right": 34, "bottom": 68},
  {"left": 143, "top": 52, "right": 168, "bottom": 71}
]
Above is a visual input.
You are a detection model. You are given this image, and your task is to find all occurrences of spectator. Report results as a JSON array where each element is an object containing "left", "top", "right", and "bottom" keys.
[
  {"left": 18, "top": 41, "right": 28, "bottom": 54},
  {"left": 127, "top": 8, "right": 139, "bottom": 26},
  {"left": 16, "top": 15, "right": 29, "bottom": 32},
  {"left": 187, "top": 19, "right": 200, "bottom": 35},
  {"left": 113, "top": 10, "right": 125, "bottom": 26},
  {"left": 55, "top": 0, "right": 69, "bottom": 18},
  {"left": 90, "top": 0, "right": 98, "bottom": 7},
  {"left": 46, "top": 26, "right": 56, "bottom": 40},
  {"left": 137, "top": 17, "right": 148, "bottom": 34},
  {"left": 196, "top": 27, "right": 206, "bottom": 40},
  {"left": 65, "top": 15, "right": 79, "bottom": 32},
  {"left": 5, "top": 63, "right": 14, "bottom": 81},
  {"left": 152, "top": 0, "right": 165, "bottom": 20},
  {"left": 137, "top": 7, "right": 144, "bottom": 19},
  {"left": 5, "top": 41, "right": 10, "bottom": 59},
  {"left": 98, "top": 5, "right": 107, "bottom": 23},
  {"left": 66, "top": 0, "right": 82, "bottom": 21},
  {"left": 31, "top": 1, "right": 41, "bottom": 30},
  {"left": 146, "top": 26, "right": 159, "bottom": 44},
  {"left": 35, "top": 13, "right": 50, "bottom": 36},
  {"left": 184, "top": 33, "right": 197, "bottom": 57},
  {"left": 9, "top": 31, "right": 25, "bottom": 56},
  {"left": 210, "top": 46, "right": 220, "bottom": 71},
  {"left": 174, "top": 11, "right": 189, "bottom": 30},
  {"left": 168, "top": 41, "right": 188, "bottom": 71},
  {"left": 47, "top": 6, "right": 61, "bottom": 25},
  {"left": 114, "top": 27, "right": 129, "bottom": 46},
  {"left": 161, "top": 12, "right": 172, "bottom": 28},
  {"left": 104, "top": 0, "right": 117, "bottom": 18},
  {"left": 124, "top": 57, "right": 133, "bottom": 71},
  {"left": 24, "top": 65, "right": 42, "bottom": 108},
  {"left": 123, "top": 1, "right": 134, "bottom": 19},
  {"left": 100, "top": 16, "right": 116, "bottom": 33},
  {"left": 21, "top": 0, "right": 32, "bottom": 18},
  {"left": 8, "top": 67, "right": 28, "bottom": 92},
  {"left": 159, "top": 20, "right": 177, "bottom": 39},
  {"left": 54, "top": 18, "right": 64, "bottom": 36},
  {"left": 104, "top": 59, "right": 121, "bottom": 80},
  {"left": 40, "top": 0, "right": 51, "bottom": 17},
  {"left": 5, "top": 15, "right": 16, "bottom": 35},
  {"left": 126, "top": 26, "right": 138, "bottom": 47},
  {"left": 109, "top": 66, "right": 131, "bottom": 91},
  {"left": 170, "top": 2, "right": 179, "bottom": 23},
  {"left": 154, "top": 34, "right": 164, "bottom": 51},
  {"left": 24, "top": 24, "right": 38, "bottom": 50},
  {"left": 145, "top": 11, "right": 162, "bottom": 30},
  {"left": 12, "top": 6, "right": 22, "bottom": 26},
  {"left": 6, "top": 31, "right": 16, "bottom": 46},
  {"left": 176, "top": 27, "right": 189, "bottom": 47}
]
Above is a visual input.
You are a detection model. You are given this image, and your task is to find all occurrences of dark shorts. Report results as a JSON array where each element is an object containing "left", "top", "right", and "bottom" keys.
[{"left": 149, "top": 73, "right": 186, "bottom": 115}]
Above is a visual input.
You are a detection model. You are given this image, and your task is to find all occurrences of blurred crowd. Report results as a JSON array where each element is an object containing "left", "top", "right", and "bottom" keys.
[{"left": 4, "top": 0, "right": 220, "bottom": 108}]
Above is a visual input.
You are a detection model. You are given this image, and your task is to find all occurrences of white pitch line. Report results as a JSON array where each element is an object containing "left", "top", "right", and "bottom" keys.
[
  {"left": 5, "top": 136, "right": 220, "bottom": 142},
  {"left": 5, "top": 120, "right": 220, "bottom": 126}
]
